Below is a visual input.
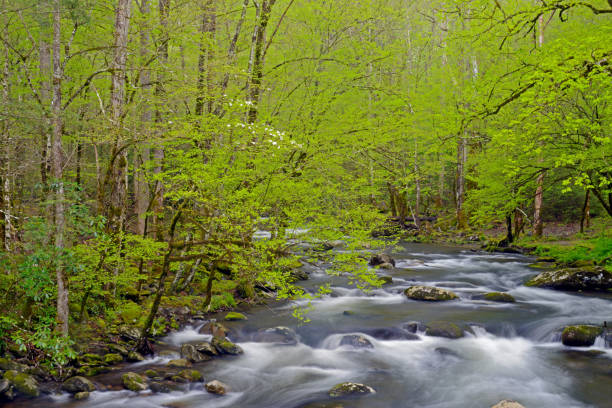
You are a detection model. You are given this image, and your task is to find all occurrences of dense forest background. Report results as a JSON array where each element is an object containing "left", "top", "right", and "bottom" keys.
[{"left": 0, "top": 0, "right": 610, "bottom": 368}]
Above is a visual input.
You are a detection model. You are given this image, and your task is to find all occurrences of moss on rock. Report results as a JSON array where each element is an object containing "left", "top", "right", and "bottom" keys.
[
  {"left": 121, "top": 372, "right": 147, "bottom": 392},
  {"left": 3, "top": 370, "right": 39, "bottom": 397},
  {"left": 482, "top": 292, "right": 516, "bottom": 303},
  {"left": 61, "top": 376, "right": 96, "bottom": 394},
  {"left": 561, "top": 325, "right": 603, "bottom": 347},
  {"left": 224, "top": 312, "right": 247, "bottom": 321},
  {"left": 425, "top": 321, "right": 464, "bottom": 339},
  {"left": 405, "top": 285, "right": 458, "bottom": 301},
  {"left": 211, "top": 337, "right": 243, "bottom": 355},
  {"left": 525, "top": 267, "right": 612, "bottom": 292},
  {"left": 328, "top": 382, "right": 375, "bottom": 398}
]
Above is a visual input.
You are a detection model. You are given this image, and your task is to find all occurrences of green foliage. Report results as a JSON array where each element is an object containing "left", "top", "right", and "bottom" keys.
[{"left": 534, "top": 235, "right": 612, "bottom": 267}]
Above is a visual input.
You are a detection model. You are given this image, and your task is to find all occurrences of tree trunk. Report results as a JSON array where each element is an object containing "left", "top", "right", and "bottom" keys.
[
  {"left": 1, "top": 23, "right": 11, "bottom": 252},
  {"left": 580, "top": 190, "right": 590, "bottom": 233},
  {"left": 246, "top": 0, "right": 276, "bottom": 124},
  {"left": 533, "top": 172, "right": 544, "bottom": 238},
  {"left": 39, "top": 38, "right": 52, "bottom": 191},
  {"left": 456, "top": 133, "right": 467, "bottom": 228},
  {"left": 414, "top": 139, "right": 421, "bottom": 229},
  {"left": 195, "top": 0, "right": 216, "bottom": 117},
  {"left": 505, "top": 214, "right": 514, "bottom": 244},
  {"left": 52, "top": 0, "right": 68, "bottom": 336}
]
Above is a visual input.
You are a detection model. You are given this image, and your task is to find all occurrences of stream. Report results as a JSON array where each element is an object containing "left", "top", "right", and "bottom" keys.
[{"left": 12, "top": 243, "right": 612, "bottom": 407}]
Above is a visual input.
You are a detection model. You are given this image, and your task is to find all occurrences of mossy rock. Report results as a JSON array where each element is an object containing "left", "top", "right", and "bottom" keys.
[
  {"left": 126, "top": 351, "right": 145, "bottom": 362},
  {"left": 76, "top": 366, "right": 110, "bottom": 377},
  {"left": 536, "top": 256, "right": 556, "bottom": 263},
  {"left": 482, "top": 292, "right": 516, "bottom": 303},
  {"left": 180, "top": 344, "right": 210, "bottom": 363},
  {"left": 74, "top": 391, "right": 90, "bottom": 400},
  {"left": 525, "top": 267, "right": 612, "bottom": 292},
  {"left": 62, "top": 376, "right": 96, "bottom": 394},
  {"left": 121, "top": 372, "right": 147, "bottom": 392},
  {"left": 528, "top": 262, "right": 556, "bottom": 269},
  {"left": 199, "top": 321, "right": 229, "bottom": 338},
  {"left": 144, "top": 369, "right": 159, "bottom": 378},
  {"left": 193, "top": 341, "right": 219, "bottom": 356},
  {"left": 205, "top": 379, "right": 228, "bottom": 395},
  {"left": 107, "top": 344, "right": 129, "bottom": 356},
  {"left": 78, "top": 353, "right": 103, "bottom": 366},
  {"left": 0, "top": 357, "right": 27, "bottom": 372},
  {"left": 211, "top": 337, "right": 244, "bottom": 355},
  {"left": 177, "top": 369, "right": 203, "bottom": 383},
  {"left": 328, "top": 382, "right": 375, "bottom": 398},
  {"left": 425, "top": 321, "right": 464, "bottom": 339},
  {"left": 103, "top": 353, "right": 123, "bottom": 365},
  {"left": 167, "top": 358, "right": 192, "bottom": 368},
  {"left": 3, "top": 370, "right": 39, "bottom": 397},
  {"left": 561, "top": 325, "right": 603, "bottom": 347},
  {"left": 224, "top": 312, "right": 247, "bottom": 321},
  {"left": 405, "top": 285, "right": 458, "bottom": 301},
  {"left": 378, "top": 275, "right": 393, "bottom": 285},
  {"left": 568, "top": 260, "right": 595, "bottom": 268}
]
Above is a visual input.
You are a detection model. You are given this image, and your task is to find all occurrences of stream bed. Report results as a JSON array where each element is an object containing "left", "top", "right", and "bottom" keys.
[{"left": 12, "top": 243, "right": 612, "bottom": 407}]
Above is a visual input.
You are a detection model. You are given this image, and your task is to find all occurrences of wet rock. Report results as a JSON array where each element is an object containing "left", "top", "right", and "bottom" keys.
[
  {"left": 366, "top": 327, "right": 419, "bottom": 341},
  {"left": 369, "top": 254, "right": 396, "bottom": 267},
  {"left": 121, "top": 372, "right": 147, "bottom": 392},
  {"left": 253, "top": 327, "right": 298, "bottom": 345},
  {"left": 212, "top": 337, "right": 243, "bottom": 355},
  {"left": 74, "top": 391, "right": 90, "bottom": 400},
  {"left": 328, "top": 382, "right": 375, "bottom": 398},
  {"left": 481, "top": 292, "right": 516, "bottom": 303},
  {"left": 425, "top": 321, "right": 464, "bottom": 339},
  {"left": 528, "top": 262, "right": 556, "bottom": 269},
  {"left": 342, "top": 310, "right": 356, "bottom": 316},
  {"left": 224, "top": 312, "right": 247, "bottom": 321},
  {"left": 77, "top": 353, "right": 104, "bottom": 366},
  {"left": 177, "top": 369, "right": 203, "bottom": 382},
  {"left": 144, "top": 369, "right": 159, "bottom": 378},
  {"left": 0, "top": 357, "right": 27, "bottom": 372},
  {"left": 491, "top": 400, "right": 525, "bottom": 408},
  {"left": 149, "top": 381, "right": 172, "bottom": 393},
  {"left": 405, "top": 286, "right": 458, "bottom": 301},
  {"left": 180, "top": 344, "right": 211, "bottom": 363},
  {"left": 118, "top": 325, "right": 141, "bottom": 341},
  {"left": 378, "top": 275, "right": 393, "bottom": 284},
  {"left": 3, "top": 370, "right": 39, "bottom": 397},
  {"left": 339, "top": 334, "right": 374, "bottom": 349},
  {"left": 194, "top": 341, "right": 219, "bottom": 356},
  {"left": 403, "top": 321, "right": 425, "bottom": 333},
  {"left": 126, "top": 351, "right": 145, "bottom": 362},
  {"left": 61, "top": 376, "right": 95, "bottom": 394},
  {"left": 525, "top": 267, "right": 612, "bottom": 292},
  {"left": 103, "top": 353, "right": 123, "bottom": 365},
  {"left": 107, "top": 344, "right": 129, "bottom": 357},
  {"left": 167, "top": 358, "right": 192, "bottom": 368},
  {"left": 378, "top": 262, "right": 394, "bottom": 270},
  {"left": 0, "top": 379, "right": 10, "bottom": 394},
  {"left": 199, "top": 321, "right": 229, "bottom": 338},
  {"left": 561, "top": 325, "right": 603, "bottom": 347},
  {"left": 76, "top": 366, "right": 110, "bottom": 377},
  {"left": 290, "top": 269, "right": 310, "bottom": 281},
  {"left": 205, "top": 379, "right": 228, "bottom": 395}
]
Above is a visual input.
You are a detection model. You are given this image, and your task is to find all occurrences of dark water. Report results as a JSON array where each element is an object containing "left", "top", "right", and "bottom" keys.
[{"left": 12, "top": 243, "right": 612, "bottom": 408}]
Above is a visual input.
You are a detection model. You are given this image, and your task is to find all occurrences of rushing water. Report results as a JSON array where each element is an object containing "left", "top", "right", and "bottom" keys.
[{"left": 13, "top": 243, "right": 612, "bottom": 408}]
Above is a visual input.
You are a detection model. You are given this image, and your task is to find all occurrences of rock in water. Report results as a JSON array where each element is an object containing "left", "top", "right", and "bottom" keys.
[
  {"left": 74, "top": 391, "right": 90, "bottom": 400},
  {"left": 212, "top": 337, "right": 244, "bottom": 355},
  {"left": 561, "top": 325, "right": 603, "bottom": 347},
  {"left": 176, "top": 369, "right": 203, "bottom": 382},
  {"left": 339, "top": 334, "right": 374, "bottom": 349},
  {"left": 405, "top": 286, "right": 458, "bottom": 301},
  {"left": 3, "top": 370, "right": 39, "bottom": 397},
  {"left": 180, "top": 344, "right": 210, "bottom": 363},
  {"left": 491, "top": 400, "right": 525, "bottom": 408},
  {"left": 167, "top": 358, "right": 192, "bottom": 368},
  {"left": 224, "top": 312, "right": 247, "bottom": 321},
  {"left": 61, "top": 376, "right": 96, "bottom": 394},
  {"left": 206, "top": 380, "right": 229, "bottom": 395},
  {"left": 328, "top": 382, "right": 375, "bottom": 398},
  {"left": 525, "top": 267, "right": 612, "bottom": 292},
  {"left": 121, "top": 372, "right": 148, "bottom": 392},
  {"left": 369, "top": 254, "right": 396, "bottom": 267},
  {"left": 199, "top": 321, "right": 229, "bottom": 338},
  {"left": 126, "top": 351, "right": 145, "bottom": 362},
  {"left": 253, "top": 327, "right": 298, "bottom": 345},
  {"left": 482, "top": 292, "right": 516, "bottom": 303},
  {"left": 425, "top": 321, "right": 464, "bottom": 339}
]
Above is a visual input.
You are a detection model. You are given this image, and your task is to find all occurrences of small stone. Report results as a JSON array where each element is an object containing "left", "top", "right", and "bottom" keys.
[
  {"left": 177, "top": 369, "right": 203, "bottom": 382},
  {"left": 167, "top": 358, "right": 192, "bottom": 368},
  {"left": 121, "top": 372, "right": 147, "bottom": 392},
  {"left": 482, "top": 292, "right": 516, "bottom": 303},
  {"left": 205, "top": 379, "right": 228, "bottom": 395},
  {"left": 328, "top": 382, "right": 375, "bottom": 398},
  {"left": 74, "top": 391, "right": 90, "bottom": 400}
]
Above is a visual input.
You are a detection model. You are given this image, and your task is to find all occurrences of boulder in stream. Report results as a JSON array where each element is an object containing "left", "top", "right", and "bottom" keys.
[
  {"left": 205, "top": 379, "right": 229, "bottom": 395},
  {"left": 194, "top": 341, "right": 219, "bottom": 356},
  {"left": 369, "top": 254, "right": 396, "bottom": 267},
  {"left": 491, "top": 400, "right": 525, "bottom": 408},
  {"left": 180, "top": 344, "right": 211, "bottom": 363},
  {"left": 366, "top": 327, "right": 419, "bottom": 341},
  {"left": 175, "top": 369, "right": 203, "bottom": 383},
  {"left": 253, "top": 327, "right": 298, "bottom": 345},
  {"left": 425, "top": 321, "right": 464, "bottom": 339},
  {"left": 224, "top": 312, "right": 247, "bottom": 321},
  {"left": 74, "top": 391, "right": 90, "bottom": 400},
  {"left": 328, "top": 382, "right": 375, "bottom": 398},
  {"left": 199, "top": 321, "right": 230, "bottom": 338},
  {"left": 61, "top": 376, "right": 96, "bottom": 394},
  {"left": 121, "top": 372, "right": 148, "bottom": 392},
  {"left": 339, "top": 334, "right": 374, "bottom": 349},
  {"left": 212, "top": 337, "right": 244, "bottom": 355},
  {"left": 561, "top": 325, "right": 603, "bottom": 347},
  {"left": 3, "top": 370, "right": 39, "bottom": 398},
  {"left": 167, "top": 358, "right": 192, "bottom": 368},
  {"left": 480, "top": 292, "right": 516, "bottom": 303},
  {"left": 525, "top": 267, "right": 612, "bottom": 292},
  {"left": 378, "top": 275, "right": 393, "bottom": 284},
  {"left": 405, "top": 285, "right": 458, "bottom": 301}
]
